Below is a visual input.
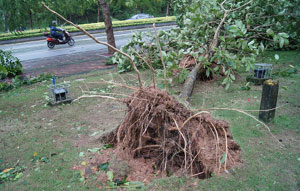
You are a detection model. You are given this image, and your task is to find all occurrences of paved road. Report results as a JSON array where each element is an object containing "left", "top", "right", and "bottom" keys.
[
  {"left": 0, "top": 25, "right": 175, "bottom": 77},
  {"left": 0, "top": 25, "right": 175, "bottom": 62}
]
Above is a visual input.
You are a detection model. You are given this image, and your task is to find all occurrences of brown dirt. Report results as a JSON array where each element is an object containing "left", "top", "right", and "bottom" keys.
[
  {"left": 102, "top": 86, "right": 242, "bottom": 179},
  {"left": 72, "top": 148, "right": 158, "bottom": 189},
  {"left": 22, "top": 50, "right": 115, "bottom": 77}
]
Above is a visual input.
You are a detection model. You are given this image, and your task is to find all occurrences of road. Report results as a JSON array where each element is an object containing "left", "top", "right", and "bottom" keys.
[{"left": 0, "top": 25, "right": 175, "bottom": 62}]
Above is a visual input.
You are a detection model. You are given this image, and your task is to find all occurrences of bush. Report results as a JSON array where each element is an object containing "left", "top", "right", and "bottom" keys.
[
  {"left": 0, "top": 73, "right": 53, "bottom": 92},
  {"left": 0, "top": 50, "right": 23, "bottom": 79}
]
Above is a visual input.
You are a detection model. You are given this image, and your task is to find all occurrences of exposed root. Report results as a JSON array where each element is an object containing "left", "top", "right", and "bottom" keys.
[{"left": 102, "top": 87, "right": 241, "bottom": 178}]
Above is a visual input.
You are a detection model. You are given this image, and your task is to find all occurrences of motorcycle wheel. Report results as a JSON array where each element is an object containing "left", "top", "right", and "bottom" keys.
[
  {"left": 47, "top": 41, "right": 55, "bottom": 49},
  {"left": 68, "top": 38, "right": 75, "bottom": 46}
]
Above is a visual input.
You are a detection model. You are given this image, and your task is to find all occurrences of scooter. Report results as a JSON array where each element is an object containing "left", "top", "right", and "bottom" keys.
[{"left": 43, "top": 29, "right": 75, "bottom": 49}]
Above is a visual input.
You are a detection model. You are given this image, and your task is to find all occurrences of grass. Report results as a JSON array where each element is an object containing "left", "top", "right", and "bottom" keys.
[
  {"left": 0, "top": 50, "right": 299, "bottom": 190},
  {"left": 0, "top": 16, "right": 175, "bottom": 41}
]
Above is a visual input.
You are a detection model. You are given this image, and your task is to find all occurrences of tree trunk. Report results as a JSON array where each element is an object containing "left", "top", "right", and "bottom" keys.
[
  {"left": 97, "top": 2, "right": 100, "bottom": 22},
  {"left": 29, "top": 10, "right": 33, "bottom": 30},
  {"left": 166, "top": 1, "right": 170, "bottom": 16},
  {"left": 180, "top": 63, "right": 202, "bottom": 99},
  {"left": 136, "top": 4, "right": 138, "bottom": 14},
  {"left": 98, "top": 0, "right": 116, "bottom": 54}
]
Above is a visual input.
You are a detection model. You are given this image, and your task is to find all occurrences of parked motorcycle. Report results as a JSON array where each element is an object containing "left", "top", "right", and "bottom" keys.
[{"left": 43, "top": 29, "right": 75, "bottom": 49}]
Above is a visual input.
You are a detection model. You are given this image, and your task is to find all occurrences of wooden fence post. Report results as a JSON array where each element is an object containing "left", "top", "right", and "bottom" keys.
[{"left": 259, "top": 80, "right": 279, "bottom": 123}]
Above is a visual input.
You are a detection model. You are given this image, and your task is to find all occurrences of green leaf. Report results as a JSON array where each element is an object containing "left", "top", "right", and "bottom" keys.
[
  {"left": 279, "top": 37, "right": 285, "bottom": 48},
  {"left": 274, "top": 54, "right": 280, "bottom": 61},
  {"left": 102, "top": 144, "right": 113, "bottom": 150},
  {"left": 266, "top": 29, "right": 274, "bottom": 36},
  {"left": 0, "top": 65, "right": 8, "bottom": 75},
  {"left": 242, "top": 41, "right": 248, "bottom": 50},
  {"left": 41, "top": 157, "right": 49, "bottom": 163},
  {"left": 220, "top": 36, "right": 225, "bottom": 42},
  {"left": 98, "top": 162, "right": 109, "bottom": 172},
  {"left": 79, "top": 152, "right": 84, "bottom": 157},
  {"left": 225, "top": 82, "right": 230, "bottom": 90},
  {"left": 88, "top": 148, "right": 100, "bottom": 153},
  {"left": 230, "top": 74, "right": 235, "bottom": 81},
  {"left": 248, "top": 40, "right": 255, "bottom": 46},
  {"left": 107, "top": 171, "right": 114, "bottom": 182},
  {"left": 214, "top": 66, "right": 219, "bottom": 72},
  {"left": 278, "top": 32, "right": 289, "bottom": 38},
  {"left": 220, "top": 153, "right": 227, "bottom": 164}
]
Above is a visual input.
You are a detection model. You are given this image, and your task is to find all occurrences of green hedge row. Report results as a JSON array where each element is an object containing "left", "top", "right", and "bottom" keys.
[{"left": 0, "top": 16, "right": 175, "bottom": 41}]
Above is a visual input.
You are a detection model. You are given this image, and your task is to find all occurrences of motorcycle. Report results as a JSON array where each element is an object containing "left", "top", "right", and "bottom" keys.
[{"left": 43, "top": 29, "right": 75, "bottom": 49}]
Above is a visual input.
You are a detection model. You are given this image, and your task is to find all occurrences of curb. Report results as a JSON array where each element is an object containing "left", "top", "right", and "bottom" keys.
[{"left": 0, "top": 22, "right": 176, "bottom": 45}]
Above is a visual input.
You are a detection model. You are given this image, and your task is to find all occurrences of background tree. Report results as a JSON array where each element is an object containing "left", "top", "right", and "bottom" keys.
[
  {"left": 0, "top": 0, "right": 174, "bottom": 32},
  {"left": 99, "top": 0, "right": 116, "bottom": 54}
]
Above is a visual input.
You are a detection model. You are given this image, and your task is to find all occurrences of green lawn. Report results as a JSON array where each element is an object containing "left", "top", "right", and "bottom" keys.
[{"left": 0, "top": 50, "right": 299, "bottom": 190}]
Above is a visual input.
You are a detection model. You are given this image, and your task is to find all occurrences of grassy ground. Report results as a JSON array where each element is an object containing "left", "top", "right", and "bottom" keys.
[{"left": 0, "top": 50, "right": 299, "bottom": 190}]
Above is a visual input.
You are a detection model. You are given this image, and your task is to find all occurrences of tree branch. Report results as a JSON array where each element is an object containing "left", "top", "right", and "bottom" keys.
[
  {"left": 230, "top": 0, "right": 253, "bottom": 12},
  {"left": 153, "top": 23, "right": 167, "bottom": 88}
]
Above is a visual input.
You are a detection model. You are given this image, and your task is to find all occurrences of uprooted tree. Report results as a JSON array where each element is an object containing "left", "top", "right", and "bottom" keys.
[
  {"left": 112, "top": 0, "right": 298, "bottom": 99},
  {"left": 42, "top": 2, "right": 246, "bottom": 178}
]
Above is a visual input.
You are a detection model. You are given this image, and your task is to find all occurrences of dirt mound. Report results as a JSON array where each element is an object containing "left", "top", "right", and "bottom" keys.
[{"left": 103, "top": 87, "right": 241, "bottom": 178}]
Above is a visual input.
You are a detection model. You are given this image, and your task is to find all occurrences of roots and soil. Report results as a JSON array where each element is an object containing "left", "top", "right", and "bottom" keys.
[{"left": 102, "top": 86, "right": 241, "bottom": 178}]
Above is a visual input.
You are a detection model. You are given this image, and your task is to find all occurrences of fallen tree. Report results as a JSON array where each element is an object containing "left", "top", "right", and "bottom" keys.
[
  {"left": 111, "top": 0, "right": 295, "bottom": 99},
  {"left": 42, "top": 2, "right": 284, "bottom": 181}
]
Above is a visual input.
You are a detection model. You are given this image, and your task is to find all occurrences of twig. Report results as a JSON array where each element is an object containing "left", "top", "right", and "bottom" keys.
[
  {"left": 200, "top": 107, "right": 284, "bottom": 147},
  {"left": 221, "top": 126, "right": 228, "bottom": 171},
  {"left": 153, "top": 23, "right": 167, "bottom": 88},
  {"left": 133, "top": 145, "right": 161, "bottom": 152},
  {"left": 242, "top": 104, "right": 287, "bottom": 112},
  {"left": 230, "top": 0, "right": 253, "bottom": 12},
  {"left": 172, "top": 117, "right": 188, "bottom": 169},
  {"left": 41, "top": 2, "right": 143, "bottom": 88},
  {"left": 131, "top": 49, "right": 157, "bottom": 88},
  {"left": 87, "top": 79, "right": 139, "bottom": 91},
  {"left": 181, "top": 111, "right": 210, "bottom": 129},
  {"left": 191, "top": 171, "right": 204, "bottom": 177},
  {"left": 208, "top": 125, "right": 219, "bottom": 170},
  {"left": 73, "top": 95, "right": 122, "bottom": 102},
  {"left": 210, "top": 122, "right": 221, "bottom": 172}
]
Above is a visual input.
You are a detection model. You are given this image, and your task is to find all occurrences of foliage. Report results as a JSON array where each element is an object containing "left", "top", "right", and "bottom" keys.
[
  {"left": 0, "top": 0, "right": 173, "bottom": 32},
  {"left": 0, "top": 50, "right": 22, "bottom": 79},
  {"left": 0, "top": 73, "right": 53, "bottom": 92},
  {"left": 0, "top": 166, "right": 25, "bottom": 184},
  {"left": 105, "top": 170, "right": 145, "bottom": 189},
  {"left": 273, "top": 64, "right": 297, "bottom": 77},
  {"left": 112, "top": 0, "right": 295, "bottom": 89}
]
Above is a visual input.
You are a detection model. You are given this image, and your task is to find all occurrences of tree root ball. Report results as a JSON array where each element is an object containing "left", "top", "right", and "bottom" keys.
[{"left": 102, "top": 87, "right": 241, "bottom": 178}]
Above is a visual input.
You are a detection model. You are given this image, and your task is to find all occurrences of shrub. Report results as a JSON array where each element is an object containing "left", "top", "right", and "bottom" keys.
[{"left": 0, "top": 50, "right": 23, "bottom": 79}]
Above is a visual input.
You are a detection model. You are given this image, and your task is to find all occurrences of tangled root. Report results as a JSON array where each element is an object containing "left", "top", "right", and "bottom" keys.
[{"left": 104, "top": 87, "right": 241, "bottom": 178}]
